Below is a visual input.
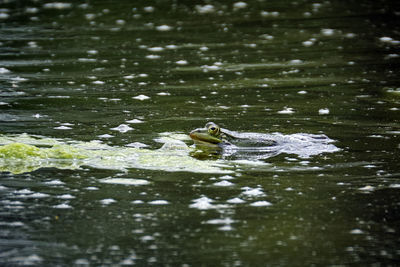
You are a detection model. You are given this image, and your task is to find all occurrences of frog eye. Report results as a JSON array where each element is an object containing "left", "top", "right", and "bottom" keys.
[{"left": 208, "top": 125, "right": 220, "bottom": 135}]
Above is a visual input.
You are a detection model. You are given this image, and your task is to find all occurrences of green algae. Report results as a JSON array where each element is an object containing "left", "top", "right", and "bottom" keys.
[{"left": 0, "top": 134, "right": 232, "bottom": 174}]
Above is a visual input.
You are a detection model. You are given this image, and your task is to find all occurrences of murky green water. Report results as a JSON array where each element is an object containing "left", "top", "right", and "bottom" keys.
[{"left": 1, "top": 0, "right": 399, "bottom": 266}]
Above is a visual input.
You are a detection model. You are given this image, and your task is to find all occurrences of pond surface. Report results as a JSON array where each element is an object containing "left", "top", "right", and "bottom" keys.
[{"left": 1, "top": 0, "right": 400, "bottom": 265}]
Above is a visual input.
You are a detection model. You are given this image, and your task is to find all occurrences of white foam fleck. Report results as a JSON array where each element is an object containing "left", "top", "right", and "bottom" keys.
[
  {"left": 350, "top": 229, "right": 364, "bottom": 234},
  {"left": 233, "top": 2, "right": 248, "bottom": 9},
  {"left": 227, "top": 197, "right": 246, "bottom": 204},
  {"left": 84, "top": 187, "right": 99, "bottom": 191},
  {"left": 319, "top": 108, "right": 330, "bottom": 115},
  {"left": 189, "top": 196, "right": 215, "bottom": 210},
  {"left": 213, "top": 180, "right": 234, "bottom": 187},
  {"left": 126, "top": 119, "right": 143, "bottom": 124},
  {"left": 53, "top": 203, "right": 72, "bottom": 209},
  {"left": 389, "top": 184, "right": 400, "bottom": 188},
  {"left": 98, "top": 134, "right": 114, "bottom": 138},
  {"left": 100, "top": 178, "right": 150, "bottom": 186},
  {"left": 241, "top": 187, "right": 266, "bottom": 197},
  {"left": 302, "top": 40, "right": 314, "bottom": 47},
  {"left": 126, "top": 142, "right": 148, "bottom": 148},
  {"left": 358, "top": 185, "right": 375, "bottom": 192},
  {"left": 277, "top": 107, "right": 295, "bottom": 114},
  {"left": 54, "top": 126, "right": 72, "bottom": 130},
  {"left": 92, "top": 80, "right": 105, "bottom": 85},
  {"left": 26, "top": 193, "right": 50, "bottom": 198},
  {"left": 132, "top": 94, "right": 150, "bottom": 100},
  {"left": 78, "top": 58, "right": 97, "bottom": 63},
  {"left": 100, "top": 198, "right": 116, "bottom": 205},
  {"left": 110, "top": 124, "right": 133, "bottom": 133},
  {"left": 250, "top": 201, "right": 272, "bottom": 207},
  {"left": 205, "top": 218, "right": 235, "bottom": 225},
  {"left": 289, "top": 59, "right": 303, "bottom": 65},
  {"left": 379, "top": 36, "right": 393, "bottom": 43},
  {"left": 176, "top": 60, "right": 188, "bottom": 65},
  {"left": 146, "top": 54, "right": 161, "bottom": 59},
  {"left": 0, "top": 67, "right": 11, "bottom": 74},
  {"left": 43, "top": 2, "right": 72, "bottom": 9},
  {"left": 0, "top": 12, "right": 10, "bottom": 20},
  {"left": 321, "top": 28, "right": 335, "bottom": 36},
  {"left": 157, "top": 92, "right": 171, "bottom": 96},
  {"left": 156, "top": 25, "right": 172, "bottom": 31},
  {"left": 220, "top": 175, "right": 234, "bottom": 180},
  {"left": 132, "top": 200, "right": 144, "bottom": 204},
  {"left": 148, "top": 200, "right": 169, "bottom": 205},
  {"left": 57, "top": 194, "right": 75, "bottom": 199},
  {"left": 195, "top": 5, "right": 215, "bottom": 14},
  {"left": 45, "top": 179, "right": 65, "bottom": 185},
  {"left": 147, "top": 47, "right": 164, "bottom": 52},
  {"left": 143, "top": 6, "right": 155, "bottom": 13}
]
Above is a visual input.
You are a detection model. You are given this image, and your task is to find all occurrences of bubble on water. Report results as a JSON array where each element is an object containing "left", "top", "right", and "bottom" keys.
[
  {"left": 298, "top": 90, "right": 307, "bottom": 94},
  {"left": 110, "top": 124, "right": 133, "bottom": 133},
  {"left": 156, "top": 25, "right": 172, "bottom": 31}
]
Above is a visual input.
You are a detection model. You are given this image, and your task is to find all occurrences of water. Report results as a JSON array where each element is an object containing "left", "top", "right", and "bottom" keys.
[{"left": 1, "top": 0, "right": 399, "bottom": 265}]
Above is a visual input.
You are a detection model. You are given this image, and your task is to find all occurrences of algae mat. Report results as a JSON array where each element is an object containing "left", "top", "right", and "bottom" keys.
[{"left": 0, "top": 134, "right": 231, "bottom": 174}]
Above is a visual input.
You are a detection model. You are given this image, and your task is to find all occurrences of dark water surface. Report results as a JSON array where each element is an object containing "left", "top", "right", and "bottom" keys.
[{"left": 1, "top": 0, "right": 400, "bottom": 266}]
